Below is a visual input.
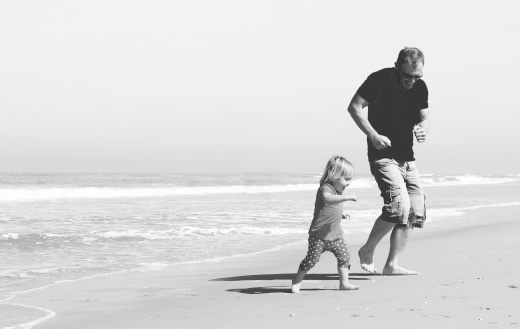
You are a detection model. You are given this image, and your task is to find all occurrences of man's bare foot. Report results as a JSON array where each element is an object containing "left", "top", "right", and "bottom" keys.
[
  {"left": 382, "top": 266, "right": 418, "bottom": 276},
  {"left": 358, "top": 247, "right": 378, "bottom": 274},
  {"left": 339, "top": 283, "right": 359, "bottom": 290},
  {"left": 291, "top": 281, "right": 302, "bottom": 293}
]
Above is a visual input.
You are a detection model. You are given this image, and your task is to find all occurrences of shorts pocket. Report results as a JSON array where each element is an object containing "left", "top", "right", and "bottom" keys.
[
  {"left": 382, "top": 188, "right": 402, "bottom": 220},
  {"left": 373, "top": 158, "right": 393, "bottom": 167}
]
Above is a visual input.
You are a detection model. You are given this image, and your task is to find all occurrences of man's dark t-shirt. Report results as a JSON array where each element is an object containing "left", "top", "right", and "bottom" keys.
[{"left": 356, "top": 68, "right": 429, "bottom": 162}]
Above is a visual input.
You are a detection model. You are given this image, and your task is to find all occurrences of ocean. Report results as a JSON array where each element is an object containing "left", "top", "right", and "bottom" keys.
[{"left": 1, "top": 172, "right": 520, "bottom": 327}]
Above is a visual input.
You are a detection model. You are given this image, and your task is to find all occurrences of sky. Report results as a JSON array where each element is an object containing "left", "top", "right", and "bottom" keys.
[{"left": 1, "top": 0, "right": 519, "bottom": 174}]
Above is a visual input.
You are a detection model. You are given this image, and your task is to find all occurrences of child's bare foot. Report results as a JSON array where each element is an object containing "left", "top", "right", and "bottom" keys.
[
  {"left": 382, "top": 265, "right": 418, "bottom": 276},
  {"left": 339, "top": 283, "right": 359, "bottom": 290},
  {"left": 358, "top": 246, "right": 378, "bottom": 274},
  {"left": 291, "top": 281, "right": 302, "bottom": 293}
]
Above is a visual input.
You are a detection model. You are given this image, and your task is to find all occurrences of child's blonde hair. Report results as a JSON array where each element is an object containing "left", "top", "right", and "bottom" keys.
[{"left": 319, "top": 155, "right": 355, "bottom": 186}]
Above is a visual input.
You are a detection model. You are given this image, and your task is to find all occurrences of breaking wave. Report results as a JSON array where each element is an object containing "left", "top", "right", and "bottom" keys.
[{"left": 0, "top": 174, "right": 518, "bottom": 202}]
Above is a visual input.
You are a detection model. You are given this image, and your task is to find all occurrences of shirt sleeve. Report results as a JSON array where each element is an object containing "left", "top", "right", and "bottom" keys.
[
  {"left": 416, "top": 81, "right": 429, "bottom": 110},
  {"left": 319, "top": 184, "right": 336, "bottom": 200},
  {"left": 356, "top": 71, "right": 382, "bottom": 104}
]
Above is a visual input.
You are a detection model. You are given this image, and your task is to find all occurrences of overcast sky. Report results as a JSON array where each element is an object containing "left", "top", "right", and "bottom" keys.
[{"left": 1, "top": 0, "right": 519, "bottom": 174}]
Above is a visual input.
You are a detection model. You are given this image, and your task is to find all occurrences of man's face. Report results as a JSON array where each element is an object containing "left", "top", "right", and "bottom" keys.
[{"left": 398, "top": 61, "right": 423, "bottom": 90}]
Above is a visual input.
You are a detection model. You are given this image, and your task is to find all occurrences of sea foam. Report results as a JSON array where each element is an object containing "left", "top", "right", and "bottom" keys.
[
  {"left": 1, "top": 174, "right": 518, "bottom": 202},
  {"left": 0, "top": 184, "right": 317, "bottom": 202}
]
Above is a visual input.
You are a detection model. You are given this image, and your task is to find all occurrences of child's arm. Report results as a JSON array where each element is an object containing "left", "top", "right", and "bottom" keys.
[{"left": 322, "top": 192, "right": 357, "bottom": 204}]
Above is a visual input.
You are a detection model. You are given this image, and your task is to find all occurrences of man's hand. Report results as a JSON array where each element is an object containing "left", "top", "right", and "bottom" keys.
[
  {"left": 370, "top": 135, "right": 392, "bottom": 150},
  {"left": 413, "top": 125, "right": 427, "bottom": 143}
]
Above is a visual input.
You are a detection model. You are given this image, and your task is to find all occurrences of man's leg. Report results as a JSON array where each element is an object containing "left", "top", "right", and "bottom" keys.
[
  {"left": 406, "top": 161, "right": 426, "bottom": 228},
  {"left": 381, "top": 177, "right": 416, "bottom": 275},
  {"left": 383, "top": 225, "right": 418, "bottom": 275},
  {"left": 382, "top": 161, "right": 422, "bottom": 275},
  {"left": 361, "top": 159, "right": 416, "bottom": 274},
  {"left": 358, "top": 215, "right": 394, "bottom": 273}
]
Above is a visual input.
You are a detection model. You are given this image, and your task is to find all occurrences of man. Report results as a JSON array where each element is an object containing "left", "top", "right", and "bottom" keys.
[{"left": 347, "top": 47, "right": 429, "bottom": 275}]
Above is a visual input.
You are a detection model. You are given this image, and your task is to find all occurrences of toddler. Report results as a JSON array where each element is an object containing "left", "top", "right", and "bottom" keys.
[{"left": 291, "top": 155, "right": 359, "bottom": 292}]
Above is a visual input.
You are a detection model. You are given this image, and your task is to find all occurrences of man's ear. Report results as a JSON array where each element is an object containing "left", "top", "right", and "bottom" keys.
[{"left": 394, "top": 62, "right": 399, "bottom": 69}]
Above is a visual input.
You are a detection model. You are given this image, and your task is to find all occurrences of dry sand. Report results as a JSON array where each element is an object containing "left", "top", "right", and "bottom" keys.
[{"left": 6, "top": 206, "right": 520, "bottom": 329}]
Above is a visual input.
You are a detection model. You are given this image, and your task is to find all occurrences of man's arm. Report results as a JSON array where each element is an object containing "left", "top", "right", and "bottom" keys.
[
  {"left": 413, "top": 108, "right": 430, "bottom": 143},
  {"left": 347, "top": 93, "right": 391, "bottom": 150}
]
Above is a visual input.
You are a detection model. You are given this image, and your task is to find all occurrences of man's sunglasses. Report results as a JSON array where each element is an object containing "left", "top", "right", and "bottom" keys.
[{"left": 400, "top": 69, "right": 423, "bottom": 81}]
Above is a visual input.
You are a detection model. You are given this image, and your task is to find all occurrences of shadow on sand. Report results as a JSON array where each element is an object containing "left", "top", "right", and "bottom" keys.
[
  {"left": 226, "top": 286, "right": 327, "bottom": 294},
  {"left": 211, "top": 272, "right": 376, "bottom": 282},
  {"left": 213, "top": 273, "right": 377, "bottom": 294}
]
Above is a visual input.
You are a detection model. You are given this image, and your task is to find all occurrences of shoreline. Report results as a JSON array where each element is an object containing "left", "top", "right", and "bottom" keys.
[{"left": 3, "top": 205, "right": 520, "bottom": 328}]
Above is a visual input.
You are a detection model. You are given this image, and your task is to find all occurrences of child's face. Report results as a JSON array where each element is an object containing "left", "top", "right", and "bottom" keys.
[{"left": 331, "top": 176, "right": 351, "bottom": 193}]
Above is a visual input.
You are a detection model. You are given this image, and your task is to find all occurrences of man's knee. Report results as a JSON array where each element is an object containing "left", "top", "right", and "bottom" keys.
[{"left": 408, "top": 194, "right": 426, "bottom": 228}]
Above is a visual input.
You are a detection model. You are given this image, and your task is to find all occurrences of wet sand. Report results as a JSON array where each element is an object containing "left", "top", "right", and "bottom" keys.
[{"left": 7, "top": 206, "right": 520, "bottom": 329}]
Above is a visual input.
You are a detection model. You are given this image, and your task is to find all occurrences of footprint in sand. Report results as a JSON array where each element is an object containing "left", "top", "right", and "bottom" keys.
[
  {"left": 423, "top": 314, "right": 450, "bottom": 318},
  {"left": 395, "top": 308, "right": 422, "bottom": 312}
]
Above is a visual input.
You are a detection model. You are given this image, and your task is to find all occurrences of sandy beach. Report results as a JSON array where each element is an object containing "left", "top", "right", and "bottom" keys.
[
  {"left": 2, "top": 1, "right": 520, "bottom": 328},
  {"left": 4, "top": 205, "right": 520, "bottom": 329}
]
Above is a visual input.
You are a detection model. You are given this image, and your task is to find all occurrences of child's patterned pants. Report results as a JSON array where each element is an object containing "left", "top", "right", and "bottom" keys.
[{"left": 298, "top": 236, "right": 350, "bottom": 271}]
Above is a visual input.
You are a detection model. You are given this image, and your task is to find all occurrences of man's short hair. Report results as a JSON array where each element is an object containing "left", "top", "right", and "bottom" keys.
[{"left": 396, "top": 47, "right": 424, "bottom": 68}]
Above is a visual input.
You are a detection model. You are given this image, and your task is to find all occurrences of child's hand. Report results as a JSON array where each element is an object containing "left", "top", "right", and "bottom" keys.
[{"left": 346, "top": 194, "right": 357, "bottom": 202}]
